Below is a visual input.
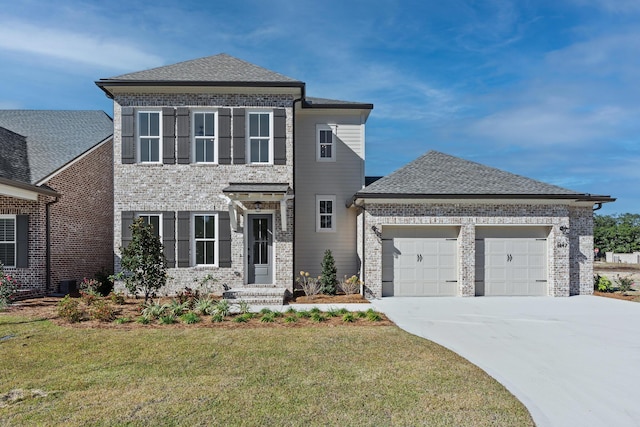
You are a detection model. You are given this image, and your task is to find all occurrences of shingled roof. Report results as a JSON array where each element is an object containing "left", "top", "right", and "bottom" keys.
[
  {"left": 98, "top": 53, "right": 303, "bottom": 85},
  {"left": 356, "top": 150, "right": 614, "bottom": 202},
  {"left": 0, "top": 110, "right": 113, "bottom": 184}
]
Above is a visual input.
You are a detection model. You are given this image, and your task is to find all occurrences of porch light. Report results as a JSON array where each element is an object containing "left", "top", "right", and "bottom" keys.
[{"left": 255, "top": 201, "right": 262, "bottom": 212}]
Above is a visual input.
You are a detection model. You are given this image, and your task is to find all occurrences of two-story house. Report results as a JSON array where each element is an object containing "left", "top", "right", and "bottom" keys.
[
  {"left": 96, "top": 54, "right": 372, "bottom": 302},
  {"left": 97, "top": 54, "right": 613, "bottom": 301}
]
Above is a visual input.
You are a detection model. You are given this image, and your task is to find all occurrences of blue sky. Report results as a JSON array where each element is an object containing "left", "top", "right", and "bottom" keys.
[{"left": 1, "top": 0, "right": 637, "bottom": 214}]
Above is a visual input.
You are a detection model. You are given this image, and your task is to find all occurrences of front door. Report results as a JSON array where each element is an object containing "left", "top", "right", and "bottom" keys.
[{"left": 248, "top": 214, "right": 273, "bottom": 284}]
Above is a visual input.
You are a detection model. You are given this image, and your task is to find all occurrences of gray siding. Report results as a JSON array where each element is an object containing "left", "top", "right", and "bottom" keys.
[{"left": 294, "top": 110, "right": 366, "bottom": 280}]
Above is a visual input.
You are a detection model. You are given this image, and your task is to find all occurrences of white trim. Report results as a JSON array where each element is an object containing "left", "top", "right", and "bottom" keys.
[
  {"left": 246, "top": 110, "right": 273, "bottom": 164},
  {"left": 137, "top": 110, "right": 162, "bottom": 164},
  {"left": 36, "top": 136, "right": 113, "bottom": 186},
  {"left": 137, "top": 213, "right": 163, "bottom": 242},
  {"left": 191, "top": 110, "right": 218, "bottom": 164},
  {"left": 316, "top": 195, "right": 336, "bottom": 232},
  {"left": 0, "top": 214, "right": 17, "bottom": 268},
  {"left": 316, "top": 124, "right": 336, "bottom": 162},
  {"left": 0, "top": 183, "right": 39, "bottom": 201},
  {"left": 244, "top": 210, "right": 276, "bottom": 285},
  {"left": 191, "top": 212, "right": 219, "bottom": 267}
]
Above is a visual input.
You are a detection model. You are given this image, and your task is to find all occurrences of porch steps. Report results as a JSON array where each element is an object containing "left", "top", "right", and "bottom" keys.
[{"left": 223, "top": 286, "right": 287, "bottom": 305}]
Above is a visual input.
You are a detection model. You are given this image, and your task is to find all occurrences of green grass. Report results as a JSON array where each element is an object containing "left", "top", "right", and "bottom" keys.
[{"left": 0, "top": 314, "right": 534, "bottom": 426}]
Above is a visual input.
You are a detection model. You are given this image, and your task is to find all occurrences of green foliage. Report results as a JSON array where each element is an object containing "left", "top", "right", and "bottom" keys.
[
  {"left": 310, "top": 312, "right": 327, "bottom": 323},
  {"left": 284, "top": 315, "right": 298, "bottom": 323},
  {"left": 119, "top": 218, "right": 167, "bottom": 303},
  {"left": 176, "top": 287, "right": 200, "bottom": 309},
  {"left": 366, "top": 310, "right": 382, "bottom": 322},
  {"left": 0, "top": 263, "right": 18, "bottom": 309},
  {"left": 136, "top": 315, "right": 151, "bottom": 325},
  {"left": 594, "top": 213, "right": 640, "bottom": 254},
  {"left": 236, "top": 300, "right": 251, "bottom": 314},
  {"left": 57, "top": 296, "right": 83, "bottom": 323},
  {"left": 295, "top": 309, "right": 310, "bottom": 318},
  {"left": 309, "top": 306, "right": 321, "bottom": 314},
  {"left": 141, "top": 300, "right": 167, "bottom": 319},
  {"left": 194, "top": 296, "right": 216, "bottom": 315},
  {"left": 180, "top": 312, "right": 201, "bottom": 324},
  {"left": 159, "top": 314, "right": 177, "bottom": 325},
  {"left": 355, "top": 311, "right": 367, "bottom": 319},
  {"left": 89, "top": 300, "right": 116, "bottom": 322},
  {"left": 615, "top": 275, "right": 634, "bottom": 294},
  {"left": 232, "top": 313, "right": 253, "bottom": 323},
  {"left": 114, "top": 317, "right": 131, "bottom": 324},
  {"left": 109, "top": 292, "right": 126, "bottom": 305},
  {"left": 214, "top": 299, "right": 231, "bottom": 317},
  {"left": 168, "top": 299, "right": 190, "bottom": 316},
  {"left": 320, "top": 249, "right": 337, "bottom": 295},
  {"left": 325, "top": 307, "right": 340, "bottom": 317},
  {"left": 595, "top": 275, "right": 613, "bottom": 292},
  {"left": 285, "top": 307, "right": 297, "bottom": 314},
  {"left": 342, "top": 312, "right": 356, "bottom": 323},
  {"left": 259, "top": 307, "right": 273, "bottom": 315},
  {"left": 210, "top": 312, "right": 225, "bottom": 323},
  {"left": 260, "top": 312, "right": 276, "bottom": 323},
  {"left": 94, "top": 267, "right": 114, "bottom": 296}
]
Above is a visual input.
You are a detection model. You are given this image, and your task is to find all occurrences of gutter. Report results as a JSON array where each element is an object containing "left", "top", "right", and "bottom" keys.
[{"left": 351, "top": 193, "right": 616, "bottom": 204}]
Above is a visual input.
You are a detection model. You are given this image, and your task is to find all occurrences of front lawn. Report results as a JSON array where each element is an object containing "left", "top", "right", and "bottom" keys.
[{"left": 0, "top": 314, "right": 534, "bottom": 426}]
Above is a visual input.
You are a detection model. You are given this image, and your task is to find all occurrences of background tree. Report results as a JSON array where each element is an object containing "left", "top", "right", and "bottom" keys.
[
  {"left": 119, "top": 218, "right": 167, "bottom": 302},
  {"left": 594, "top": 213, "right": 640, "bottom": 254},
  {"left": 320, "top": 249, "right": 337, "bottom": 295}
]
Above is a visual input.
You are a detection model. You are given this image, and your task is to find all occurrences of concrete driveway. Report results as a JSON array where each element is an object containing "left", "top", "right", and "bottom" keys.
[{"left": 372, "top": 296, "right": 640, "bottom": 427}]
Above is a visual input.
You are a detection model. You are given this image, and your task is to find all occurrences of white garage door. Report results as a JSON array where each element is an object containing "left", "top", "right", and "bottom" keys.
[
  {"left": 382, "top": 237, "right": 458, "bottom": 296},
  {"left": 476, "top": 237, "right": 548, "bottom": 296}
]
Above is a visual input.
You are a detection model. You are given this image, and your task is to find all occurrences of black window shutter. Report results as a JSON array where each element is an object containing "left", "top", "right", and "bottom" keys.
[
  {"left": 232, "top": 108, "right": 245, "bottom": 164},
  {"left": 162, "top": 107, "right": 176, "bottom": 164},
  {"left": 121, "top": 211, "right": 134, "bottom": 249},
  {"left": 218, "top": 211, "right": 232, "bottom": 268},
  {"left": 218, "top": 108, "right": 231, "bottom": 164},
  {"left": 16, "top": 215, "right": 28, "bottom": 268},
  {"left": 177, "top": 107, "right": 190, "bottom": 164},
  {"left": 121, "top": 107, "right": 135, "bottom": 164},
  {"left": 274, "top": 108, "right": 286, "bottom": 165},
  {"left": 177, "top": 211, "right": 190, "bottom": 267},
  {"left": 162, "top": 211, "right": 176, "bottom": 268}
]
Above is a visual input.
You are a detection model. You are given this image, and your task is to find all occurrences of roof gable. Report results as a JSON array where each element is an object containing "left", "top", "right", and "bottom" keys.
[
  {"left": 101, "top": 53, "right": 302, "bottom": 84},
  {"left": 0, "top": 110, "right": 113, "bottom": 184},
  {"left": 358, "top": 150, "right": 603, "bottom": 199}
]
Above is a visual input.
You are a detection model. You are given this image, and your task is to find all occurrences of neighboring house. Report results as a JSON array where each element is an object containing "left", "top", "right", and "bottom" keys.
[
  {"left": 353, "top": 151, "right": 614, "bottom": 297},
  {"left": 95, "top": 54, "right": 613, "bottom": 300},
  {"left": 0, "top": 111, "right": 113, "bottom": 299}
]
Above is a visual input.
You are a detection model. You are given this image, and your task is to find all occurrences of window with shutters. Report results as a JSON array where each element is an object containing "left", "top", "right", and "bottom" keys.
[
  {"left": 0, "top": 215, "right": 16, "bottom": 267},
  {"left": 138, "top": 213, "right": 162, "bottom": 241},
  {"left": 316, "top": 195, "right": 336, "bottom": 232},
  {"left": 316, "top": 125, "right": 335, "bottom": 161},
  {"left": 193, "top": 214, "right": 217, "bottom": 266},
  {"left": 192, "top": 111, "right": 217, "bottom": 163},
  {"left": 138, "top": 111, "right": 162, "bottom": 163},
  {"left": 247, "top": 111, "right": 273, "bottom": 164}
]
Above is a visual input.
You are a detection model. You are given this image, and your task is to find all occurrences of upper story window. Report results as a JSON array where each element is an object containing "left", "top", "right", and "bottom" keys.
[
  {"left": 138, "top": 111, "right": 162, "bottom": 163},
  {"left": 0, "top": 215, "right": 16, "bottom": 267},
  {"left": 138, "top": 213, "right": 162, "bottom": 241},
  {"left": 248, "top": 111, "right": 272, "bottom": 164},
  {"left": 316, "top": 125, "right": 335, "bottom": 161},
  {"left": 316, "top": 195, "right": 336, "bottom": 232},
  {"left": 193, "top": 214, "right": 217, "bottom": 266},
  {"left": 193, "top": 111, "right": 217, "bottom": 163}
]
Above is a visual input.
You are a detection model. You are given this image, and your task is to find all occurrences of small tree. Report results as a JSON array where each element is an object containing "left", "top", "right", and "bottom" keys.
[
  {"left": 119, "top": 218, "right": 167, "bottom": 303},
  {"left": 320, "top": 249, "right": 337, "bottom": 295}
]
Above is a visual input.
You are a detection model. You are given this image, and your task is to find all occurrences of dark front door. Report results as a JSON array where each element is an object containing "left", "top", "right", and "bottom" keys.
[{"left": 248, "top": 214, "right": 273, "bottom": 284}]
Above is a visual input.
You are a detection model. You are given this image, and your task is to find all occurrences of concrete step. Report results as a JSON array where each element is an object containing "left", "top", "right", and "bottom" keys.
[{"left": 223, "top": 287, "right": 287, "bottom": 305}]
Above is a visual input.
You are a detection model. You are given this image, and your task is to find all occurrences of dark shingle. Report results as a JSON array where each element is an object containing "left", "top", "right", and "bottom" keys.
[
  {"left": 358, "top": 150, "right": 596, "bottom": 197},
  {"left": 102, "top": 53, "right": 302, "bottom": 84},
  {"left": 0, "top": 127, "right": 31, "bottom": 183},
  {"left": 0, "top": 110, "right": 113, "bottom": 184}
]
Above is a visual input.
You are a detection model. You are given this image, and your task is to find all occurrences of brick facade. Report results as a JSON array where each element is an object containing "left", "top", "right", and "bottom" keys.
[
  {"left": 46, "top": 139, "right": 114, "bottom": 290},
  {"left": 361, "top": 202, "right": 594, "bottom": 298},
  {"left": 112, "top": 93, "right": 295, "bottom": 295}
]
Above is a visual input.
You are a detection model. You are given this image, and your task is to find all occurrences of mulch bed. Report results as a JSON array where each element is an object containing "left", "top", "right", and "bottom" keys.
[{"left": 593, "top": 291, "right": 640, "bottom": 302}]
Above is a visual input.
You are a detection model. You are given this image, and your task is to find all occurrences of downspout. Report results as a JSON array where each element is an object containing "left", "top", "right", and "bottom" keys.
[
  {"left": 593, "top": 203, "right": 603, "bottom": 211},
  {"left": 292, "top": 94, "right": 303, "bottom": 295},
  {"left": 46, "top": 195, "right": 60, "bottom": 294}
]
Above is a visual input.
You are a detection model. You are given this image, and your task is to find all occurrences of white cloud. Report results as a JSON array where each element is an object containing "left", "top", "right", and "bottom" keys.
[{"left": 0, "top": 21, "right": 163, "bottom": 71}]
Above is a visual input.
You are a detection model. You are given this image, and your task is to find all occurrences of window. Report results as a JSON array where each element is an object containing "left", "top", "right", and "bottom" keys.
[
  {"left": 138, "top": 111, "right": 161, "bottom": 163},
  {"left": 193, "top": 111, "right": 217, "bottom": 163},
  {"left": 317, "top": 125, "right": 335, "bottom": 161},
  {"left": 248, "top": 111, "right": 272, "bottom": 163},
  {"left": 193, "top": 214, "right": 217, "bottom": 266},
  {"left": 0, "top": 216, "right": 16, "bottom": 267},
  {"left": 138, "top": 214, "right": 162, "bottom": 241},
  {"left": 316, "top": 196, "right": 336, "bottom": 232}
]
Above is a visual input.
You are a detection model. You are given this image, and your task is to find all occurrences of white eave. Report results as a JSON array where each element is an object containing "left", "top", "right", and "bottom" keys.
[{"left": 0, "top": 177, "right": 59, "bottom": 201}]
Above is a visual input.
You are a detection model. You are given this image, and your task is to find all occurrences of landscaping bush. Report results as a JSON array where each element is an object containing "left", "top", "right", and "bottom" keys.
[
  {"left": 180, "top": 312, "right": 201, "bottom": 324},
  {"left": 89, "top": 300, "right": 116, "bottom": 322},
  {"left": 214, "top": 299, "right": 231, "bottom": 317},
  {"left": 0, "top": 263, "right": 18, "bottom": 309},
  {"left": 176, "top": 287, "right": 199, "bottom": 309},
  {"left": 108, "top": 292, "right": 126, "bottom": 305},
  {"left": 320, "top": 249, "right": 337, "bottom": 295},
  {"left": 595, "top": 275, "right": 613, "bottom": 292},
  {"left": 168, "top": 299, "right": 189, "bottom": 316},
  {"left": 194, "top": 296, "right": 216, "bottom": 315},
  {"left": 296, "top": 271, "right": 322, "bottom": 298},
  {"left": 615, "top": 275, "right": 634, "bottom": 294},
  {"left": 159, "top": 314, "right": 177, "bottom": 325},
  {"left": 141, "top": 300, "right": 167, "bottom": 319},
  {"left": 57, "top": 296, "right": 83, "bottom": 323},
  {"left": 94, "top": 268, "right": 114, "bottom": 296},
  {"left": 339, "top": 275, "right": 361, "bottom": 295}
]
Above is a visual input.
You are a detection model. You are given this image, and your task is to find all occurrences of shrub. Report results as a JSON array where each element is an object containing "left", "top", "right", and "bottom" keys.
[
  {"left": 325, "top": 307, "right": 340, "bottom": 318},
  {"left": 136, "top": 316, "right": 151, "bottom": 325},
  {"left": 118, "top": 218, "right": 167, "bottom": 303},
  {"left": 309, "top": 306, "right": 321, "bottom": 314},
  {"left": 339, "top": 275, "right": 362, "bottom": 295},
  {"left": 596, "top": 275, "right": 613, "bottom": 292},
  {"left": 214, "top": 299, "right": 231, "bottom": 317},
  {"left": 285, "top": 307, "right": 297, "bottom": 314},
  {"left": 94, "top": 268, "right": 114, "bottom": 296},
  {"left": 194, "top": 296, "right": 216, "bottom": 315},
  {"left": 366, "top": 309, "right": 382, "bottom": 322},
  {"left": 284, "top": 315, "right": 298, "bottom": 323},
  {"left": 233, "top": 313, "right": 253, "bottom": 323},
  {"left": 79, "top": 277, "right": 101, "bottom": 295},
  {"left": 80, "top": 291, "right": 99, "bottom": 306},
  {"left": 310, "top": 312, "right": 327, "bottom": 323},
  {"left": 342, "top": 312, "right": 356, "bottom": 323},
  {"left": 320, "top": 250, "right": 337, "bottom": 295},
  {"left": 159, "top": 314, "right": 177, "bottom": 325},
  {"left": 109, "top": 292, "right": 126, "bottom": 305},
  {"left": 296, "top": 271, "right": 322, "bottom": 298},
  {"left": 180, "top": 312, "right": 201, "bottom": 324},
  {"left": 168, "top": 299, "right": 190, "bottom": 316},
  {"left": 114, "top": 317, "right": 131, "bottom": 324},
  {"left": 0, "top": 264, "right": 19, "bottom": 309},
  {"left": 259, "top": 307, "right": 273, "bottom": 315},
  {"left": 141, "top": 300, "right": 167, "bottom": 319},
  {"left": 355, "top": 311, "right": 367, "bottom": 319},
  {"left": 90, "top": 300, "right": 116, "bottom": 322},
  {"left": 236, "top": 300, "right": 251, "bottom": 314},
  {"left": 615, "top": 275, "right": 634, "bottom": 294},
  {"left": 57, "top": 296, "right": 83, "bottom": 323},
  {"left": 260, "top": 312, "right": 276, "bottom": 323},
  {"left": 211, "top": 312, "right": 225, "bottom": 323},
  {"left": 295, "top": 309, "right": 310, "bottom": 319},
  {"left": 176, "top": 287, "right": 200, "bottom": 309}
]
